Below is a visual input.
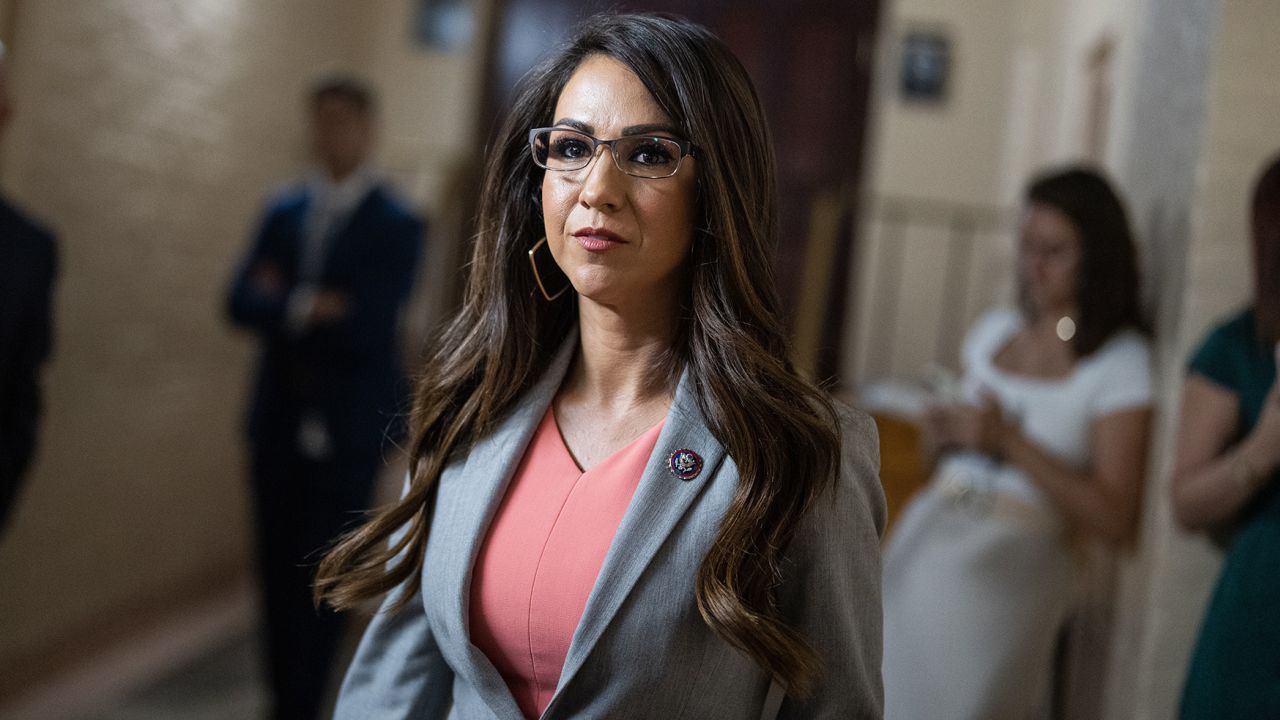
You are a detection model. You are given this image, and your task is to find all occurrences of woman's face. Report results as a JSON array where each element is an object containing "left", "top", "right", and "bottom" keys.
[
  {"left": 540, "top": 54, "right": 699, "bottom": 310},
  {"left": 1018, "top": 203, "right": 1081, "bottom": 316}
]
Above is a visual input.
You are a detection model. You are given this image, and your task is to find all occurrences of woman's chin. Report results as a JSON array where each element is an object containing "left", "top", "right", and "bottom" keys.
[
  {"left": 573, "top": 284, "right": 625, "bottom": 308},
  {"left": 568, "top": 267, "right": 683, "bottom": 315},
  {"left": 566, "top": 269, "right": 627, "bottom": 305}
]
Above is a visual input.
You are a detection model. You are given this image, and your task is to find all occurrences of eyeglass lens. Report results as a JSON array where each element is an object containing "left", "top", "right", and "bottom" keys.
[{"left": 532, "top": 129, "right": 684, "bottom": 179}]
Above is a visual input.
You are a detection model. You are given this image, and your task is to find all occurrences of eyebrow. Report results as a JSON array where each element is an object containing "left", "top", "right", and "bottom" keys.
[{"left": 551, "top": 118, "right": 683, "bottom": 138}]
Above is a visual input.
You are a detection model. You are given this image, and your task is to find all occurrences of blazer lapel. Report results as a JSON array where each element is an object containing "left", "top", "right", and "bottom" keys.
[
  {"left": 550, "top": 368, "right": 728, "bottom": 706},
  {"left": 429, "top": 330, "right": 578, "bottom": 720}
]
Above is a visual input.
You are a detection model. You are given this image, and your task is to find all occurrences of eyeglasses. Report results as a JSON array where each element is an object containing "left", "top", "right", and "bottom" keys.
[{"left": 528, "top": 127, "right": 698, "bottom": 179}]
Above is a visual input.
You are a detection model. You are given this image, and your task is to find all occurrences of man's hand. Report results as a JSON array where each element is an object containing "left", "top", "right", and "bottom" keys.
[{"left": 309, "top": 289, "right": 350, "bottom": 324}]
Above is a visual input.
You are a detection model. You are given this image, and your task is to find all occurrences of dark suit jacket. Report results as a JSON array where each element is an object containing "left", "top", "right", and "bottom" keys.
[
  {"left": 226, "top": 183, "right": 423, "bottom": 462},
  {"left": 0, "top": 196, "right": 58, "bottom": 531}
]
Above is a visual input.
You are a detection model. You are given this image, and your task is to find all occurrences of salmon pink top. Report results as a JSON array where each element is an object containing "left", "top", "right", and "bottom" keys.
[{"left": 468, "top": 406, "right": 664, "bottom": 719}]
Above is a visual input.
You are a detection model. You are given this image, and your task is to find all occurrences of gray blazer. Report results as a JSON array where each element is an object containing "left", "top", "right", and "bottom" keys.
[{"left": 333, "top": 336, "right": 886, "bottom": 719}]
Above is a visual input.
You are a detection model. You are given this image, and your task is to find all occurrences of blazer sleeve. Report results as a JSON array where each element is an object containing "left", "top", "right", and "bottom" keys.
[
  {"left": 333, "top": 478, "right": 454, "bottom": 720},
  {"left": 226, "top": 201, "right": 292, "bottom": 336},
  {"left": 776, "top": 406, "right": 886, "bottom": 720},
  {"left": 333, "top": 582, "right": 454, "bottom": 720}
]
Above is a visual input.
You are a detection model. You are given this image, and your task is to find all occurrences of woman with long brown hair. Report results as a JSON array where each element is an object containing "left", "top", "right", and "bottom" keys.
[
  {"left": 316, "top": 12, "right": 884, "bottom": 720},
  {"left": 1172, "top": 152, "right": 1280, "bottom": 719}
]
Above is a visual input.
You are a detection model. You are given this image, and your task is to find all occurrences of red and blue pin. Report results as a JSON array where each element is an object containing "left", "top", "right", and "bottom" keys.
[{"left": 667, "top": 448, "right": 703, "bottom": 480}]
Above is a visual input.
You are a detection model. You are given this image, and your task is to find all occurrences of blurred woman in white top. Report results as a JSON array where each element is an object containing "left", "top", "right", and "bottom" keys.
[{"left": 881, "top": 167, "right": 1153, "bottom": 720}]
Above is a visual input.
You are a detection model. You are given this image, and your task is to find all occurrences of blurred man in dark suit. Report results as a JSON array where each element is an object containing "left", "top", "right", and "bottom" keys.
[
  {"left": 226, "top": 75, "right": 423, "bottom": 720},
  {"left": 0, "top": 41, "right": 58, "bottom": 536}
]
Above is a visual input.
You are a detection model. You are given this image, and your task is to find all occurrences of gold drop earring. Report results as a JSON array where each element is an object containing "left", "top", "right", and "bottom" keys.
[{"left": 528, "top": 237, "right": 571, "bottom": 301}]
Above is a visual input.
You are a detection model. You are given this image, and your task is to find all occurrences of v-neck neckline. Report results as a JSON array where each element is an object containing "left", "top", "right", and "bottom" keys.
[{"left": 546, "top": 406, "right": 666, "bottom": 475}]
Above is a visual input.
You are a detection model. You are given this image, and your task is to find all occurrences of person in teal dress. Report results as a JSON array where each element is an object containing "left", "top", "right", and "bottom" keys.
[{"left": 1172, "top": 152, "right": 1280, "bottom": 718}]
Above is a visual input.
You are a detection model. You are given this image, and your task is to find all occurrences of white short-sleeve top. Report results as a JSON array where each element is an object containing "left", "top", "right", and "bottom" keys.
[{"left": 938, "top": 308, "right": 1153, "bottom": 507}]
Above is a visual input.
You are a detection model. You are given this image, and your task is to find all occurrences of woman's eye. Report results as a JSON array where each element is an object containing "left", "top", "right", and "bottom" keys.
[
  {"left": 629, "top": 140, "right": 676, "bottom": 166},
  {"left": 551, "top": 138, "right": 591, "bottom": 160}
]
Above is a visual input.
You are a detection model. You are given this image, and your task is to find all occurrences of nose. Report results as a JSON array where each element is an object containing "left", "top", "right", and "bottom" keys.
[{"left": 577, "top": 144, "right": 625, "bottom": 211}]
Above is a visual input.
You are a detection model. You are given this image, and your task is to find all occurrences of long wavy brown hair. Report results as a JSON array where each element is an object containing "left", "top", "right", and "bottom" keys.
[{"left": 315, "top": 12, "right": 841, "bottom": 695}]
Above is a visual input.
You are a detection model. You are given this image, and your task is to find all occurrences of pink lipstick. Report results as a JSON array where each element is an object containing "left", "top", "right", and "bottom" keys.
[{"left": 572, "top": 227, "right": 626, "bottom": 252}]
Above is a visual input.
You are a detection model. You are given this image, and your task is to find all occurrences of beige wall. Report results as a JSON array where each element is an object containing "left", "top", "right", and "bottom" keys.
[
  {"left": 863, "top": 0, "right": 1020, "bottom": 207},
  {"left": 849, "top": 0, "right": 1023, "bottom": 384},
  {"left": 0, "top": 0, "right": 486, "bottom": 682},
  {"left": 1000, "top": 0, "right": 1144, "bottom": 187},
  {"left": 366, "top": 0, "right": 494, "bottom": 346}
]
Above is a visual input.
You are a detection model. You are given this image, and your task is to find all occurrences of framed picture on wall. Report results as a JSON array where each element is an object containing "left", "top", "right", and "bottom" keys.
[
  {"left": 414, "top": 0, "right": 475, "bottom": 51},
  {"left": 900, "top": 27, "right": 950, "bottom": 104}
]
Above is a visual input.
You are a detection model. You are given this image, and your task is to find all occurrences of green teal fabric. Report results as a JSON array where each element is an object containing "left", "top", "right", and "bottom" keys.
[{"left": 1180, "top": 308, "right": 1280, "bottom": 719}]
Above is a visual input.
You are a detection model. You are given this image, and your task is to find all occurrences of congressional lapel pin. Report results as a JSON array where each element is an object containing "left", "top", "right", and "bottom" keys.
[{"left": 667, "top": 448, "right": 703, "bottom": 480}]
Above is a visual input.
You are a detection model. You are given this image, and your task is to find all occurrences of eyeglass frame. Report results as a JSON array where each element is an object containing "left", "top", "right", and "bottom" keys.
[{"left": 527, "top": 126, "right": 701, "bottom": 179}]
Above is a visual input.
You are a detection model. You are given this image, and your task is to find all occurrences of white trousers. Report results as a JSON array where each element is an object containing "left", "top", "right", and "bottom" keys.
[{"left": 881, "top": 481, "right": 1079, "bottom": 720}]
